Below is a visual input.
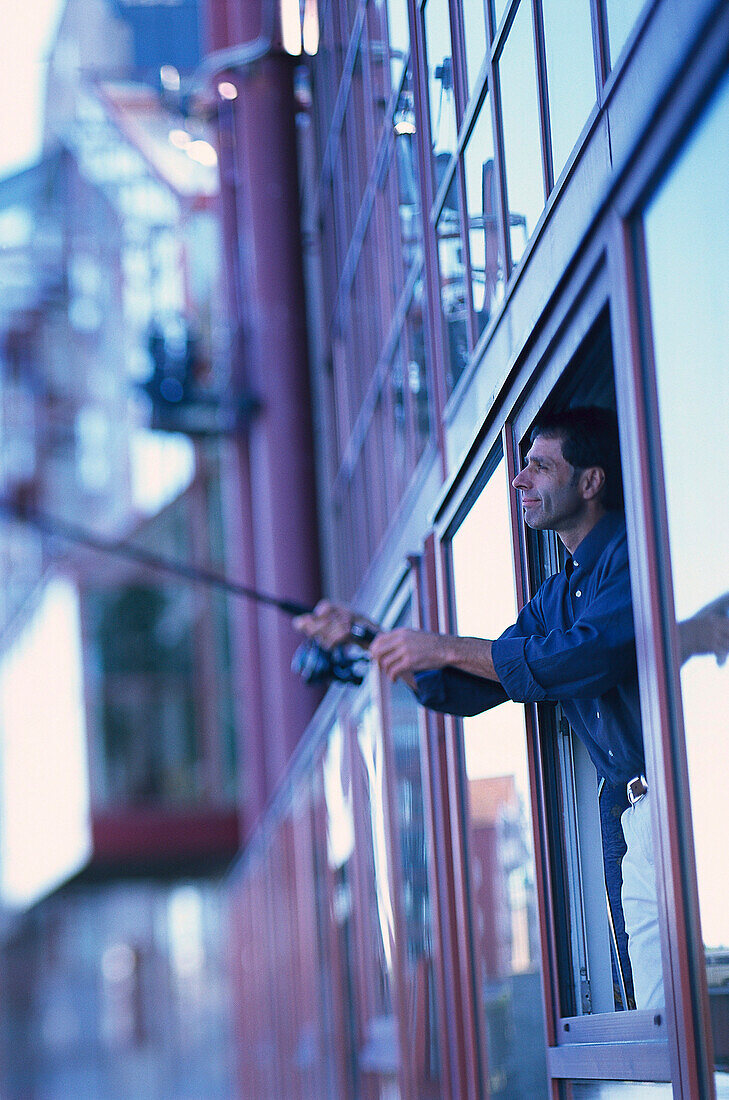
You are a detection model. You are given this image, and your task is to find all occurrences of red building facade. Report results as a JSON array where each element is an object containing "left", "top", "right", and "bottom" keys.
[{"left": 204, "top": 0, "right": 729, "bottom": 1095}]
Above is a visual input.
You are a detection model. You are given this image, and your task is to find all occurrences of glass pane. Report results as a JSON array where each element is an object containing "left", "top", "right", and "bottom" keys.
[
  {"left": 394, "top": 77, "right": 424, "bottom": 275},
  {"left": 378, "top": 78, "right": 423, "bottom": 309},
  {"left": 462, "top": 0, "right": 488, "bottom": 102},
  {"left": 424, "top": 0, "right": 458, "bottom": 178},
  {"left": 498, "top": 0, "right": 544, "bottom": 266},
  {"left": 322, "top": 723, "right": 361, "bottom": 1095},
  {"left": 451, "top": 455, "right": 549, "bottom": 1098},
  {"left": 85, "top": 582, "right": 201, "bottom": 805},
  {"left": 643, "top": 71, "right": 729, "bottom": 1087},
  {"left": 463, "top": 91, "right": 505, "bottom": 338},
  {"left": 389, "top": 345, "right": 409, "bottom": 501},
  {"left": 388, "top": 275, "right": 431, "bottom": 495},
  {"left": 367, "top": 0, "right": 410, "bottom": 116},
  {"left": 404, "top": 275, "right": 431, "bottom": 462},
  {"left": 605, "top": 0, "right": 646, "bottom": 68},
  {"left": 436, "top": 182, "right": 470, "bottom": 391},
  {"left": 571, "top": 1084, "right": 673, "bottom": 1099},
  {"left": 356, "top": 700, "right": 397, "bottom": 1015},
  {"left": 386, "top": 0, "right": 410, "bottom": 92},
  {"left": 493, "top": 0, "right": 508, "bottom": 33},
  {"left": 386, "top": 599, "right": 442, "bottom": 1091},
  {"left": 353, "top": 694, "right": 403, "bottom": 1097},
  {"left": 542, "top": 0, "right": 596, "bottom": 180}
]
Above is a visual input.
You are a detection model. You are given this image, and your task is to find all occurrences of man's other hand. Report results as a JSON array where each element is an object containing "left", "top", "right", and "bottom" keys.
[{"left": 293, "top": 600, "right": 378, "bottom": 650}]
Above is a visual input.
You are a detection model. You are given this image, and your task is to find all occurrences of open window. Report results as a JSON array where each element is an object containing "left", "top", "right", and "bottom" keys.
[{"left": 506, "top": 307, "right": 671, "bottom": 1082}]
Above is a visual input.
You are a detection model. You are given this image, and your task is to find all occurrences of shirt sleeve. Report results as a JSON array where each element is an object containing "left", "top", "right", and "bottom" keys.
[
  {"left": 492, "top": 550, "right": 637, "bottom": 703},
  {"left": 412, "top": 668, "right": 509, "bottom": 716}
]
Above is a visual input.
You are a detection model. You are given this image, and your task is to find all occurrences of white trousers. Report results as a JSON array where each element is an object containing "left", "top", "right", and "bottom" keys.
[{"left": 621, "top": 793, "right": 664, "bottom": 1010}]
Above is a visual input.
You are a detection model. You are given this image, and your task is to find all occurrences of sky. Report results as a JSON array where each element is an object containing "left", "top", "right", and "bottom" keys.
[{"left": 0, "top": 0, "right": 66, "bottom": 181}]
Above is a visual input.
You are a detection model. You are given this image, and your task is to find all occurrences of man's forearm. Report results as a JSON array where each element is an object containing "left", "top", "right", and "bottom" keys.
[{"left": 439, "top": 635, "right": 498, "bottom": 679}]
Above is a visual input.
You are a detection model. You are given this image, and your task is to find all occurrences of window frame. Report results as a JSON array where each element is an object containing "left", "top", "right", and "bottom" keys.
[{"left": 421, "top": 261, "right": 679, "bottom": 1089}]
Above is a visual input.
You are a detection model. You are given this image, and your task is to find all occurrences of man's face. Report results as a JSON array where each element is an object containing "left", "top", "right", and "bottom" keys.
[{"left": 512, "top": 434, "right": 586, "bottom": 531}]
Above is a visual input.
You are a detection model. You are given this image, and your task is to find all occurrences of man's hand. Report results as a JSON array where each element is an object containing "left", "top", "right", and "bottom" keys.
[
  {"left": 678, "top": 591, "right": 729, "bottom": 666},
  {"left": 370, "top": 628, "right": 453, "bottom": 685},
  {"left": 370, "top": 629, "right": 499, "bottom": 687},
  {"left": 293, "top": 599, "right": 379, "bottom": 650}
]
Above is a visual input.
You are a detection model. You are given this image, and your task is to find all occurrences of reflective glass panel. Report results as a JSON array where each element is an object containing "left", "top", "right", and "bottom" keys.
[
  {"left": 571, "top": 1084, "right": 673, "bottom": 1099},
  {"left": 436, "top": 178, "right": 469, "bottom": 391},
  {"left": 356, "top": 699, "right": 397, "bottom": 1015},
  {"left": 388, "top": 276, "right": 431, "bottom": 493},
  {"left": 353, "top": 692, "right": 403, "bottom": 1097},
  {"left": 542, "top": 0, "right": 596, "bottom": 181},
  {"left": 463, "top": 91, "right": 505, "bottom": 339},
  {"left": 386, "top": 0, "right": 410, "bottom": 92},
  {"left": 462, "top": 0, "right": 488, "bottom": 102},
  {"left": 386, "top": 598, "right": 441, "bottom": 1091},
  {"left": 84, "top": 582, "right": 203, "bottom": 805},
  {"left": 367, "top": 0, "right": 410, "bottom": 116},
  {"left": 606, "top": 0, "right": 646, "bottom": 68},
  {"left": 394, "top": 79, "right": 424, "bottom": 275},
  {"left": 493, "top": 0, "right": 508, "bottom": 32},
  {"left": 498, "top": 0, "right": 544, "bottom": 266},
  {"left": 404, "top": 275, "right": 431, "bottom": 461},
  {"left": 643, "top": 71, "right": 729, "bottom": 1088},
  {"left": 424, "top": 0, "right": 458, "bottom": 177},
  {"left": 451, "top": 455, "right": 549, "bottom": 1098},
  {"left": 322, "top": 723, "right": 361, "bottom": 1095}
]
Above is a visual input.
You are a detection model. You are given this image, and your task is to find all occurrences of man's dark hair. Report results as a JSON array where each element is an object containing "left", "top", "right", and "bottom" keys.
[{"left": 531, "top": 405, "right": 624, "bottom": 511}]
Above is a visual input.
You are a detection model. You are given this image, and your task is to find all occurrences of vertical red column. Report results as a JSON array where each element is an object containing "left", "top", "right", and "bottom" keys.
[{"left": 207, "top": 0, "right": 322, "bottom": 834}]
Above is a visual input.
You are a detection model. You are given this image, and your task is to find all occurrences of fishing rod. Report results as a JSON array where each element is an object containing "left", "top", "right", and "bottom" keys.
[{"left": 0, "top": 497, "right": 374, "bottom": 685}]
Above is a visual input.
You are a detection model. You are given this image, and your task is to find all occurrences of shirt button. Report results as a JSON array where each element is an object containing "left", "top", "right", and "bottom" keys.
[
  {"left": 573, "top": 560, "right": 579, "bottom": 567},
  {"left": 596, "top": 711, "right": 601, "bottom": 719},
  {"left": 608, "top": 749, "right": 614, "bottom": 757},
  {"left": 575, "top": 589, "right": 582, "bottom": 597}
]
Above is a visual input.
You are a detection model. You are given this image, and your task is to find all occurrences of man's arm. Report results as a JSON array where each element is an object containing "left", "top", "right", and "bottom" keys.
[
  {"left": 370, "top": 629, "right": 498, "bottom": 687},
  {"left": 292, "top": 601, "right": 502, "bottom": 693},
  {"left": 677, "top": 591, "right": 729, "bottom": 666}
]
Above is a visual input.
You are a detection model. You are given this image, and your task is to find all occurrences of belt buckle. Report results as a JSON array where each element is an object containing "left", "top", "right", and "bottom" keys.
[{"left": 627, "top": 774, "right": 648, "bottom": 805}]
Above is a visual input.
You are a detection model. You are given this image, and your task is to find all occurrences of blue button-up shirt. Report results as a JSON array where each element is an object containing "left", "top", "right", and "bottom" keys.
[{"left": 413, "top": 511, "right": 645, "bottom": 784}]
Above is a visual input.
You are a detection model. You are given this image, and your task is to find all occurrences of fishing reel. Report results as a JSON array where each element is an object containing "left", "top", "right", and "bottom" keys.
[{"left": 291, "top": 622, "right": 377, "bottom": 687}]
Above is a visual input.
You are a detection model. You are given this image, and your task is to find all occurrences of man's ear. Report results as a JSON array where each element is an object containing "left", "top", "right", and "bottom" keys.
[{"left": 581, "top": 465, "right": 606, "bottom": 500}]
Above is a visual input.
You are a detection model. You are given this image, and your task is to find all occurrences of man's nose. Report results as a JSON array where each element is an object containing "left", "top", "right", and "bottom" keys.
[{"left": 512, "top": 468, "right": 530, "bottom": 490}]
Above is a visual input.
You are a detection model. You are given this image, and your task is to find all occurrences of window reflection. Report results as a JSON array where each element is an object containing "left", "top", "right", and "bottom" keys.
[
  {"left": 86, "top": 583, "right": 201, "bottom": 805},
  {"left": 605, "top": 0, "right": 646, "bottom": 68},
  {"left": 498, "top": 0, "right": 543, "bottom": 266},
  {"left": 386, "top": 598, "right": 441, "bottom": 1090},
  {"left": 322, "top": 723, "right": 360, "bottom": 1094},
  {"left": 571, "top": 1084, "right": 673, "bottom": 1099},
  {"left": 542, "top": 0, "right": 596, "bottom": 181},
  {"left": 643, "top": 71, "right": 729, "bottom": 1087},
  {"left": 404, "top": 277, "right": 430, "bottom": 459},
  {"left": 424, "top": 0, "right": 457, "bottom": 176},
  {"left": 493, "top": 0, "right": 508, "bottom": 32},
  {"left": 463, "top": 92, "right": 505, "bottom": 339},
  {"left": 380, "top": 76, "right": 423, "bottom": 303},
  {"left": 436, "top": 173, "right": 469, "bottom": 390},
  {"left": 462, "top": 0, "right": 488, "bottom": 102},
  {"left": 451, "top": 455, "right": 548, "bottom": 1098},
  {"left": 356, "top": 700, "right": 396, "bottom": 1014},
  {"left": 385, "top": 0, "right": 410, "bottom": 93}
]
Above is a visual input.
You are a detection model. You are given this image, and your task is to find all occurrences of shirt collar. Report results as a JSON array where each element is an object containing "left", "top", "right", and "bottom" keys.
[{"left": 565, "top": 511, "right": 625, "bottom": 575}]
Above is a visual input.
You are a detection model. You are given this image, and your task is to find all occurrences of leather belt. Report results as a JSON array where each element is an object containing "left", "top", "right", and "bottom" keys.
[{"left": 627, "top": 774, "right": 649, "bottom": 805}]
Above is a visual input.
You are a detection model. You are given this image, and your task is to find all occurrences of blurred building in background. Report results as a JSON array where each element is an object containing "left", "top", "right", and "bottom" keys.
[
  {"left": 1, "top": 0, "right": 729, "bottom": 1096},
  {"left": 0, "top": 0, "right": 242, "bottom": 1094}
]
